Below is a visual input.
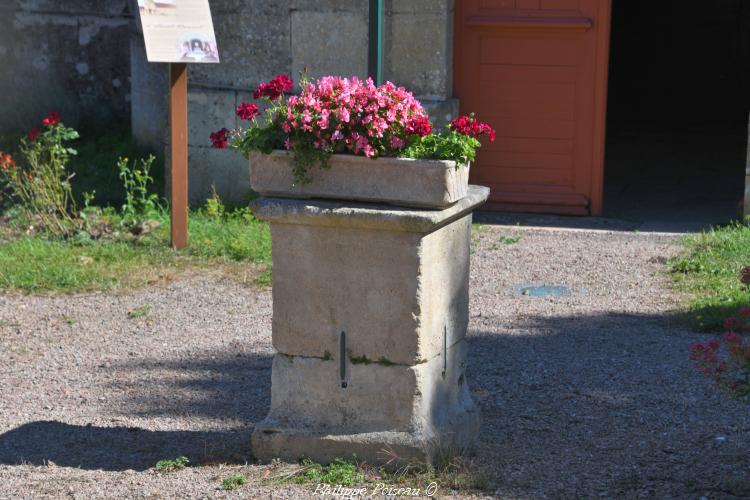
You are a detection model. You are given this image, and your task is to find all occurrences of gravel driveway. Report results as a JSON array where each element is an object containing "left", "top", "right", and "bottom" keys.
[{"left": 1, "top": 224, "right": 748, "bottom": 499}]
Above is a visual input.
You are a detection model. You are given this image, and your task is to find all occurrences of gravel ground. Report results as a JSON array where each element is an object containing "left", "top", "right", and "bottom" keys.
[{"left": 1, "top": 225, "right": 749, "bottom": 499}]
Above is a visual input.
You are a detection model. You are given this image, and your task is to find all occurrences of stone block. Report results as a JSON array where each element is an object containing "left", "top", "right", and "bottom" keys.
[
  {"left": 187, "top": 146, "right": 252, "bottom": 205},
  {"left": 291, "top": 10, "right": 368, "bottom": 83},
  {"left": 385, "top": 8, "right": 453, "bottom": 100},
  {"left": 188, "top": 89, "right": 237, "bottom": 148},
  {"left": 252, "top": 184, "right": 487, "bottom": 467},
  {"left": 252, "top": 339, "right": 480, "bottom": 466},
  {"left": 421, "top": 98, "right": 460, "bottom": 130},
  {"left": 188, "top": 1, "right": 292, "bottom": 88},
  {"left": 253, "top": 187, "right": 488, "bottom": 366}
]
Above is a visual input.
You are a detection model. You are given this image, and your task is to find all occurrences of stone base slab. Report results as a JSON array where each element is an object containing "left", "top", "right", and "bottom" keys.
[{"left": 252, "top": 408, "right": 480, "bottom": 467}]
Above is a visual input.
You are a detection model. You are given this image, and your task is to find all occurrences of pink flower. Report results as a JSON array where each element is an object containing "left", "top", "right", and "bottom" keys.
[
  {"left": 236, "top": 102, "right": 259, "bottom": 121},
  {"left": 390, "top": 136, "right": 405, "bottom": 149},
  {"left": 739, "top": 307, "right": 750, "bottom": 317},
  {"left": 284, "top": 138, "right": 293, "bottom": 150},
  {"left": 210, "top": 128, "right": 229, "bottom": 149}
]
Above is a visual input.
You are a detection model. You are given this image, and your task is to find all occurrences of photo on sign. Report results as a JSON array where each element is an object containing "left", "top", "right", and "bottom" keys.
[
  {"left": 138, "top": 0, "right": 177, "bottom": 15},
  {"left": 179, "top": 34, "right": 219, "bottom": 62}
]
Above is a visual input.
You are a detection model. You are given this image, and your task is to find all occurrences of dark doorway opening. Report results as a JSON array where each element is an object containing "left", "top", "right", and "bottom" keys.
[{"left": 604, "top": 0, "right": 750, "bottom": 232}]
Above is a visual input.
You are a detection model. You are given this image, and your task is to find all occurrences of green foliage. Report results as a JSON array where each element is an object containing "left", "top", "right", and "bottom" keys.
[
  {"left": 235, "top": 118, "right": 286, "bottom": 156},
  {"left": 254, "top": 268, "right": 273, "bottom": 287},
  {"left": 69, "top": 129, "right": 162, "bottom": 208},
  {"left": 184, "top": 205, "right": 271, "bottom": 263},
  {"left": 0, "top": 236, "right": 172, "bottom": 292},
  {"left": 671, "top": 221, "right": 750, "bottom": 330},
  {"left": 127, "top": 304, "right": 150, "bottom": 319},
  {"left": 221, "top": 473, "right": 247, "bottom": 491},
  {"left": 401, "top": 131, "right": 481, "bottom": 166},
  {"left": 497, "top": 235, "right": 521, "bottom": 245},
  {"left": 0, "top": 201, "right": 272, "bottom": 292},
  {"left": 0, "top": 122, "right": 81, "bottom": 237},
  {"left": 348, "top": 352, "right": 372, "bottom": 365},
  {"left": 155, "top": 456, "right": 189, "bottom": 473},
  {"left": 117, "top": 155, "right": 162, "bottom": 229},
  {"left": 298, "top": 457, "right": 363, "bottom": 487}
]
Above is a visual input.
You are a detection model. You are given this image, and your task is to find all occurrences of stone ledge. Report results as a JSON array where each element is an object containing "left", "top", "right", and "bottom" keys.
[{"left": 252, "top": 185, "right": 489, "bottom": 234}]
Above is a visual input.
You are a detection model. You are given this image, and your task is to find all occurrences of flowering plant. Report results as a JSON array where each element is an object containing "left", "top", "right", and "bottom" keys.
[
  {"left": 0, "top": 112, "right": 81, "bottom": 237},
  {"left": 211, "top": 74, "right": 495, "bottom": 183},
  {"left": 689, "top": 306, "right": 750, "bottom": 402}
]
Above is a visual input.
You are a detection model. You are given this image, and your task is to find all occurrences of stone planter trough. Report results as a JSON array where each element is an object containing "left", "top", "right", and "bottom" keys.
[{"left": 249, "top": 150, "right": 469, "bottom": 208}]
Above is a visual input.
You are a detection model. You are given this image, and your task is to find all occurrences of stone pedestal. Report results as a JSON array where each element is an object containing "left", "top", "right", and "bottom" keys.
[{"left": 251, "top": 185, "right": 489, "bottom": 466}]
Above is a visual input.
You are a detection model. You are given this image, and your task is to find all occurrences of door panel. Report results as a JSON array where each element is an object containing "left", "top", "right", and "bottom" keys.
[{"left": 454, "top": 0, "right": 612, "bottom": 214}]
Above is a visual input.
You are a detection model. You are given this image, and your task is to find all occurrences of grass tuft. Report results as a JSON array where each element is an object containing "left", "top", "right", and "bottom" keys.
[
  {"left": 155, "top": 456, "right": 189, "bottom": 473},
  {"left": 0, "top": 206, "right": 271, "bottom": 293},
  {"left": 221, "top": 473, "right": 247, "bottom": 491},
  {"left": 670, "top": 221, "right": 750, "bottom": 330}
]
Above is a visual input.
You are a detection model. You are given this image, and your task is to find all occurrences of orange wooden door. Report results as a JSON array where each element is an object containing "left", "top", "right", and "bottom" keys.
[{"left": 454, "top": 0, "right": 612, "bottom": 215}]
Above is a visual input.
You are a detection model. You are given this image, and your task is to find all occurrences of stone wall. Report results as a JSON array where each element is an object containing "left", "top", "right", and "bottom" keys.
[
  {"left": 130, "top": 0, "right": 457, "bottom": 205},
  {"left": 0, "top": 0, "right": 132, "bottom": 132}
]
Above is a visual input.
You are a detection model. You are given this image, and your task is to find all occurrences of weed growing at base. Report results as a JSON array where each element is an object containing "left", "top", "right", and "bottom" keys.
[
  {"left": 155, "top": 456, "right": 189, "bottom": 473},
  {"left": 265, "top": 454, "right": 488, "bottom": 493},
  {"left": 221, "top": 473, "right": 246, "bottom": 491}
]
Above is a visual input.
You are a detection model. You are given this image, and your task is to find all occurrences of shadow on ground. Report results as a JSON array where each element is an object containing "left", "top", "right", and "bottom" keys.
[
  {"left": 1, "top": 312, "right": 748, "bottom": 497},
  {"left": 0, "top": 351, "right": 273, "bottom": 471},
  {"left": 466, "top": 312, "right": 750, "bottom": 497},
  {"left": 0, "top": 421, "right": 248, "bottom": 471}
]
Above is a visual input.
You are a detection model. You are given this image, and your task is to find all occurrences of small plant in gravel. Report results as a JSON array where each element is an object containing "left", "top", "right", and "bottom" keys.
[
  {"left": 264, "top": 454, "right": 487, "bottom": 495},
  {"left": 127, "top": 304, "right": 150, "bottom": 319},
  {"left": 296, "top": 457, "right": 363, "bottom": 486},
  {"left": 221, "top": 473, "right": 247, "bottom": 491},
  {"left": 155, "top": 456, "right": 189, "bottom": 473},
  {"left": 689, "top": 305, "right": 750, "bottom": 402},
  {"left": 497, "top": 235, "right": 521, "bottom": 245}
]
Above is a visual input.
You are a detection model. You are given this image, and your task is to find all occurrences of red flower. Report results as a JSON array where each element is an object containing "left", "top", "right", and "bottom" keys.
[
  {"left": 741, "top": 267, "right": 750, "bottom": 285},
  {"left": 253, "top": 74, "right": 293, "bottom": 100},
  {"left": 236, "top": 102, "right": 259, "bottom": 121},
  {"left": 210, "top": 128, "right": 230, "bottom": 149},
  {"left": 724, "top": 316, "right": 741, "bottom": 331},
  {"left": 42, "top": 112, "right": 61, "bottom": 127},
  {"left": 449, "top": 114, "right": 496, "bottom": 142},
  {"left": 28, "top": 128, "right": 40, "bottom": 141},
  {"left": 405, "top": 116, "right": 432, "bottom": 136},
  {"left": 0, "top": 152, "right": 15, "bottom": 171},
  {"left": 739, "top": 307, "right": 750, "bottom": 317}
]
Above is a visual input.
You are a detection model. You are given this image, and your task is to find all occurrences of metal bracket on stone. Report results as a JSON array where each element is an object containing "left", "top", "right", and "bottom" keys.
[
  {"left": 340, "top": 331, "right": 347, "bottom": 388},
  {"left": 442, "top": 325, "right": 447, "bottom": 379}
]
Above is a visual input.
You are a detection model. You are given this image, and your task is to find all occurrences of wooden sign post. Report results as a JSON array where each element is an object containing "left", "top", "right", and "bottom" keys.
[
  {"left": 136, "top": 0, "right": 220, "bottom": 250},
  {"left": 169, "top": 63, "right": 189, "bottom": 249}
]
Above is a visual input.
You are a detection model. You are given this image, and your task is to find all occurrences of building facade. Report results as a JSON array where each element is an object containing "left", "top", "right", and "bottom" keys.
[{"left": 4, "top": 0, "right": 749, "bottom": 216}]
